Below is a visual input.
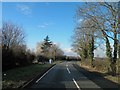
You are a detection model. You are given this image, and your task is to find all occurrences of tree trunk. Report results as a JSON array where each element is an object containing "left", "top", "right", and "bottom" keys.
[
  {"left": 118, "top": 45, "right": 120, "bottom": 59},
  {"left": 111, "top": 30, "right": 118, "bottom": 76},
  {"left": 89, "top": 36, "right": 94, "bottom": 67},
  {"left": 113, "top": 30, "right": 117, "bottom": 61},
  {"left": 105, "top": 37, "right": 113, "bottom": 74}
]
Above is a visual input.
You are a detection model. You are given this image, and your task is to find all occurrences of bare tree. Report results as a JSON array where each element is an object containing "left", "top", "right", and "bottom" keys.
[
  {"left": 49, "top": 44, "right": 64, "bottom": 60},
  {"left": 72, "top": 22, "right": 88, "bottom": 59},
  {"left": 36, "top": 41, "right": 44, "bottom": 56},
  {"left": 72, "top": 18, "right": 101, "bottom": 67},
  {"left": 2, "top": 21, "right": 25, "bottom": 50},
  {"left": 75, "top": 2, "right": 119, "bottom": 75},
  {"left": 1, "top": 21, "right": 29, "bottom": 70}
]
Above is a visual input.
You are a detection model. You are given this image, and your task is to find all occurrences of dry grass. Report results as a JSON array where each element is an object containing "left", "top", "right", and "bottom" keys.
[{"left": 77, "top": 58, "right": 120, "bottom": 84}]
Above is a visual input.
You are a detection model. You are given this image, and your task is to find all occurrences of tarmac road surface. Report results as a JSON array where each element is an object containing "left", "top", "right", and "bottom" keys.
[{"left": 29, "top": 61, "right": 119, "bottom": 90}]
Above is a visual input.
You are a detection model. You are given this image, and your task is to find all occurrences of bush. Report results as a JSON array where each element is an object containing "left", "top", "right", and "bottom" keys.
[
  {"left": 2, "top": 47, "right": 35, "bottom": 71},
  {"left": 26, "top": 52, "right": 35, "bottom": 64},
  {"left": 2, "top": 48, "right": 16, "bottom": 71},
  {"left": 37, "top": 55, "right": 49, "bottom": 63}
]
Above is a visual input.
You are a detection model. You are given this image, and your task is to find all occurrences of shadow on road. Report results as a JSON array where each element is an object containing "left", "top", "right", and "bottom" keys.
[{"left": 73, "top": 64, "right": 120, "bottom": 90}]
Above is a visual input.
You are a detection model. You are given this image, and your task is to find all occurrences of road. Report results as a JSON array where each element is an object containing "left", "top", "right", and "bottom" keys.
[{"left": 29, "top": 61, "right": 119, "bottom": 90}]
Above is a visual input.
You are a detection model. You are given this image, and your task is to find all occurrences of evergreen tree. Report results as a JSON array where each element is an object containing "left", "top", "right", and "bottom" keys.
[{"left": 41, "top": 35, "right": 52, "bottom": 58}]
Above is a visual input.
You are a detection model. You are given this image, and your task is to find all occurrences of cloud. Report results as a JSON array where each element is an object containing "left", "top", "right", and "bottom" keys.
[
  {"left": 94, "top": 43, "right": 115, "bottom": 58},
  {"left": 38, "top": 23, "right": 49, "bottom": 28},
  {"left": 38, "top": 25, "right": 47, "bottom": 28},
  {"left": 16, "top": 4, "right": 32, "bottom": 16},
  {"left": 53, "top": 42, "right": 61, "bottom": 47},
  {"left": 94, "top": 44, "right": 106, "bottom": 57},
  {"left": 38, "top": 22, "right": 55, "bottom": 28},
  {"left": 77, "top": 18, "right": 83, "bottom": 23},
  {"left": 63, "top": 48, "right": 78, "bottom": 56}
]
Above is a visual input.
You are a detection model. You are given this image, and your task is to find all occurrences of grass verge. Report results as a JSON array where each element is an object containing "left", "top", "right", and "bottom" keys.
[
  {"left": 76, "top": 60, "right": 120, "bottom": 84},
  {"left": 2, "top": 63, "right": 54, "bottom": 88}
]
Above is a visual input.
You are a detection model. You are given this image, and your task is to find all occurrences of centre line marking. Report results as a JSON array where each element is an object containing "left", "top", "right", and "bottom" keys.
[
  {"left": 73, "top": 78, "right": 81, "bottom": 90},
  {"left": 66, "top": 64, "right": 68, "bottom": 66},
  {"left": 67, "top": 68, "right": 71, "bottom": 74},
  {"left": 36, "top": 65, "right": 55, "bottom": 83}
]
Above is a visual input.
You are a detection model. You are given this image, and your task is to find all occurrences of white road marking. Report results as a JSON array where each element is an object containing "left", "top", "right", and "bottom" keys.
[
  {"left": 36, "top": 65, "right": 56, "bottom": 83},
  {"left": 22, "top": 76, "right": 35, "bottom": 88},
  {"left": 73, "top": 78, "right": 81, "bottom": 90},
  {"left": 67, "top": 67, "right": 71, "bottom": 74},
  {"left": 66, "top": 64, "right": 68, "bottom": 66}
]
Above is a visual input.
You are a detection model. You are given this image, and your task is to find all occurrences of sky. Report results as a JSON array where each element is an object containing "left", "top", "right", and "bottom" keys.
[
  {"left": 2, "top": 2, "right": 82, "bottom": 56},
  {"left": 2, "top": 2, "right": 106, "bottom": 57}
]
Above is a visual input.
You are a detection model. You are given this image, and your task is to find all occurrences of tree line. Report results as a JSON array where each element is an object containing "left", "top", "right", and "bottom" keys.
[
  {"left": 1, "top": 21, "right": 65, "bottom": 71},
  {"left": 35, "top": 35, "right": 65, "bottom": 63},
  {"left": 72, "top": 2, "right": 120, "bottom": 76},
  {"left": 1, "top": 22, "right": 35, "bottom": 71}
]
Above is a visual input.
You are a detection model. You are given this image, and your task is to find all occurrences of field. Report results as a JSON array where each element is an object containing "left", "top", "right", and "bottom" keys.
[{"left": 2, "top": 63, "right": 54, "bottom": 88}]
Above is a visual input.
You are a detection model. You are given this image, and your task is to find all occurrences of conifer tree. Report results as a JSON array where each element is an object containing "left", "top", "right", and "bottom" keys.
[{"left": 41, "top": 35, "right": 52, "bottom": 58}]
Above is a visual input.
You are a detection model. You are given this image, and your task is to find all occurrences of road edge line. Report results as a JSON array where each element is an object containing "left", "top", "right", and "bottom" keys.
[
  {"left": 36, "top": 65, "right": 56, "bottom": 83},
  {"left": 21, "top": 64, "right": 56, "bottom": 88},
  {"left": 73, "top": 78, "right": 81, "bottom": 90}
]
